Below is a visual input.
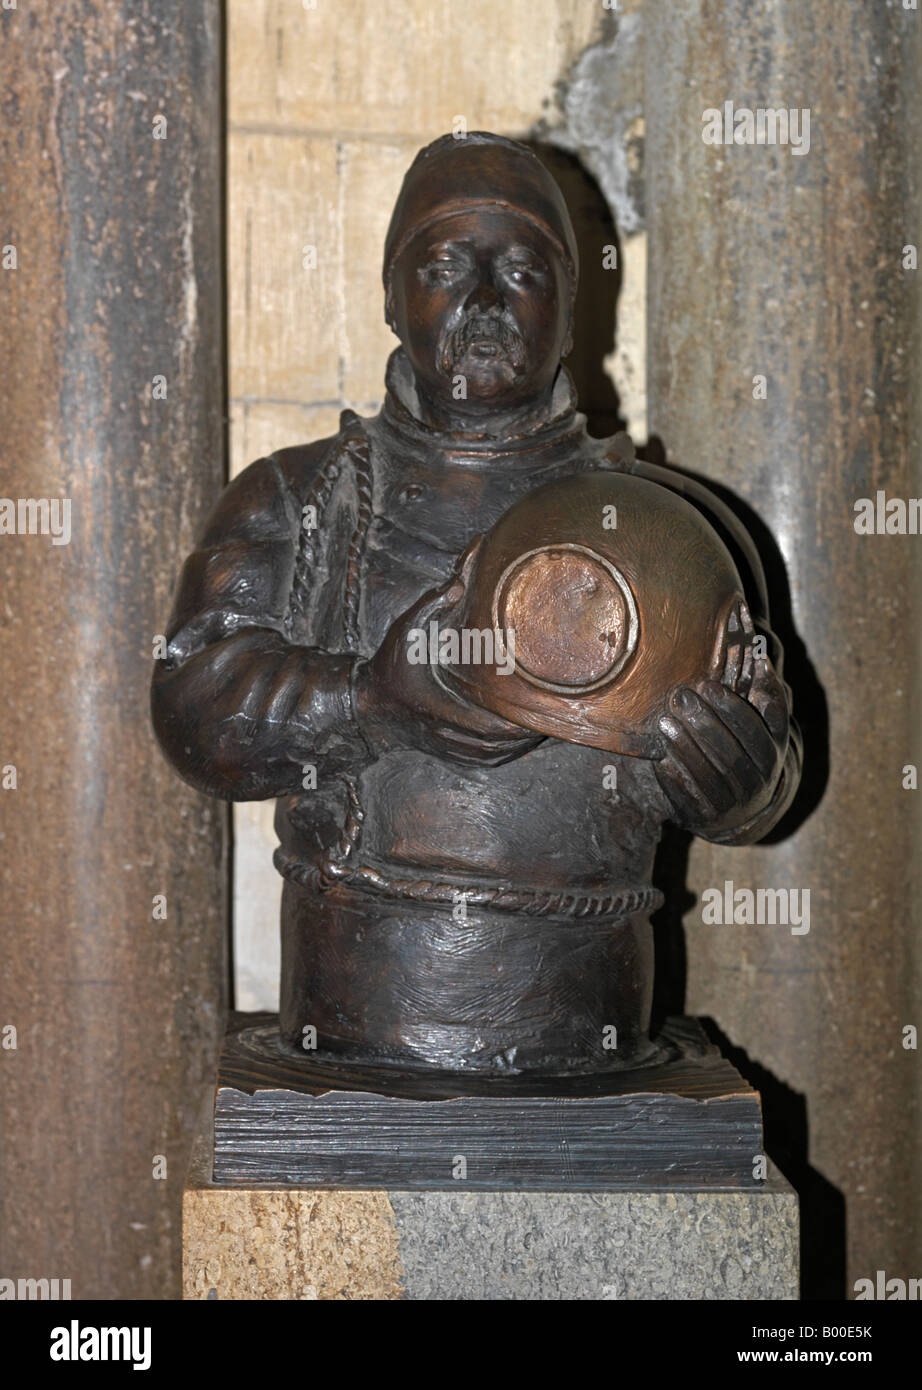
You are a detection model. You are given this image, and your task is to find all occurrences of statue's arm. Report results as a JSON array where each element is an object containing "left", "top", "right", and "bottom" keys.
[{"left": 151, "top": 448, "right": 369, "bottom": 802}]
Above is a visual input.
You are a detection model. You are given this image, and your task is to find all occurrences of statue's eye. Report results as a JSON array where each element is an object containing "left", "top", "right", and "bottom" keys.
[
  {"left": 420, "top": 260, "right": 463, "bottom": 286},
  {"left": 503, "top": 259, "right": 544, "bottom": 285}
]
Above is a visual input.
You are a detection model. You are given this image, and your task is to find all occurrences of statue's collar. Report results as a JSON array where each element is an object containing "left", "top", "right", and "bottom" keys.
[{"left": 378, "top": 348, "right": 587, "bottom": 459}]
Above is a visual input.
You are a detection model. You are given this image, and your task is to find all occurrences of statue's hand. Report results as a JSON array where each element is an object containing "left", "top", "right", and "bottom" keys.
[
  {"left": 653, "top": 601, "right": 791, "bottom": 837},
  {"left": 353, "top": 545, "right": 544, "bottom": 766}
]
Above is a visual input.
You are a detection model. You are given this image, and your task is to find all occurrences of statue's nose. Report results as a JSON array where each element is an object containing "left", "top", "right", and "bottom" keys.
[{"left": 463, "top": 279, "right": 502, "bottom": 313}]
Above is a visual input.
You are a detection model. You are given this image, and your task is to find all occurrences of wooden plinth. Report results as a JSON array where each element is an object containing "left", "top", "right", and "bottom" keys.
[{"left": 212, "top": 1013, "right": 763, "bottom": 1189}]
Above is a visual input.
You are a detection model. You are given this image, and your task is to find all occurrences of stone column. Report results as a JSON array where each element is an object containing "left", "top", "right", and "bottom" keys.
[
  {"left": 644, "top": 0, "right": 921, "bottom": 1293},
  {"left": 0, "top": 1, "right": 226, "bottom": 1298}
]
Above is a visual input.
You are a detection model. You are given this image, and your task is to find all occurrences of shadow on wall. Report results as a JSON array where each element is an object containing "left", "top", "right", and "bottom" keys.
[
  {"left": 527, "top": 141, "right": 625, "bottom": 440},
  {"left": 530, "top": 135, "right": 842, "bottom": 1301},
  {"left": 703, "top": 1018, "right": 848, "bottom": 1302},
  {"left": 639, "top": 439, "right": 836, "bottom": 1299}
]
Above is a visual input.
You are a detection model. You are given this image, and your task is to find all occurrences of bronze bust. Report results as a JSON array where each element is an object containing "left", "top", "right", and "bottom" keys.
[{"left": 152, "top": 133, "right": 800, "bottom": 1079}]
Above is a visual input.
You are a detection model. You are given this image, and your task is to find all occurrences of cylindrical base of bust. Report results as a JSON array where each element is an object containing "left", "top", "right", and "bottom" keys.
[{"left": 279, "top": 879, "right": 656, "bottom": 1075}]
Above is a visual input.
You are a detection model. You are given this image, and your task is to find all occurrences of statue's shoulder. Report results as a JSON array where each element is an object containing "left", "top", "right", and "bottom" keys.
[
  {"left": 266, "top": 408, "right": 374, "bottom": 510},
  {"left": 199, "top": 432, "right": 345, "bottom": 547},
  {"left": 266, "top": 433, "right": 345, "bottom": 499}
]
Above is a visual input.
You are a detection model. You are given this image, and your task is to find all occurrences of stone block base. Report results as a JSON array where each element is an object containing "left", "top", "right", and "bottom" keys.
[{"left": 183, "top": 1093, "right": 799, "bottom": 1300}]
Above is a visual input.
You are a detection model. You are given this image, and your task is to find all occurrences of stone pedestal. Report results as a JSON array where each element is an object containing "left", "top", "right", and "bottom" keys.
[
  {"left": 184, "top": 1114, "right": 798, "bottom": 1299},
  {"left": 182, "top": 1017, "right": 801, "bottom": 1295}
]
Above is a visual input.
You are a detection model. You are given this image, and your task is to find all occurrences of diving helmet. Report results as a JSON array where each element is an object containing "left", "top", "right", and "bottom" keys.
[{"left": 443, "top": 470, "right": 746, "bottom": 759}]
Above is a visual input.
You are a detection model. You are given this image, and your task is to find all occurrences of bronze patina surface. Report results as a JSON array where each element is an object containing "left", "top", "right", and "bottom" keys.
[
  {"left": 152, "top": 132, "right": 800, "bottom": 1080},
  {"left": 443, "top": 469, "right": 749, "bottom": 758}
]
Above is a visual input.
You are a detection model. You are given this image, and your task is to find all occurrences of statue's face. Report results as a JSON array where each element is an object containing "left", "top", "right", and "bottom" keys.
[{"left": 387, "top": 207, "right": 572, "bottom": 414}]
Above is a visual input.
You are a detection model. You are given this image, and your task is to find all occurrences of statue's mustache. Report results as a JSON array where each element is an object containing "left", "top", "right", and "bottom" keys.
[{"left": 440, "top": 312, "right": 527, "bottom": 373}]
